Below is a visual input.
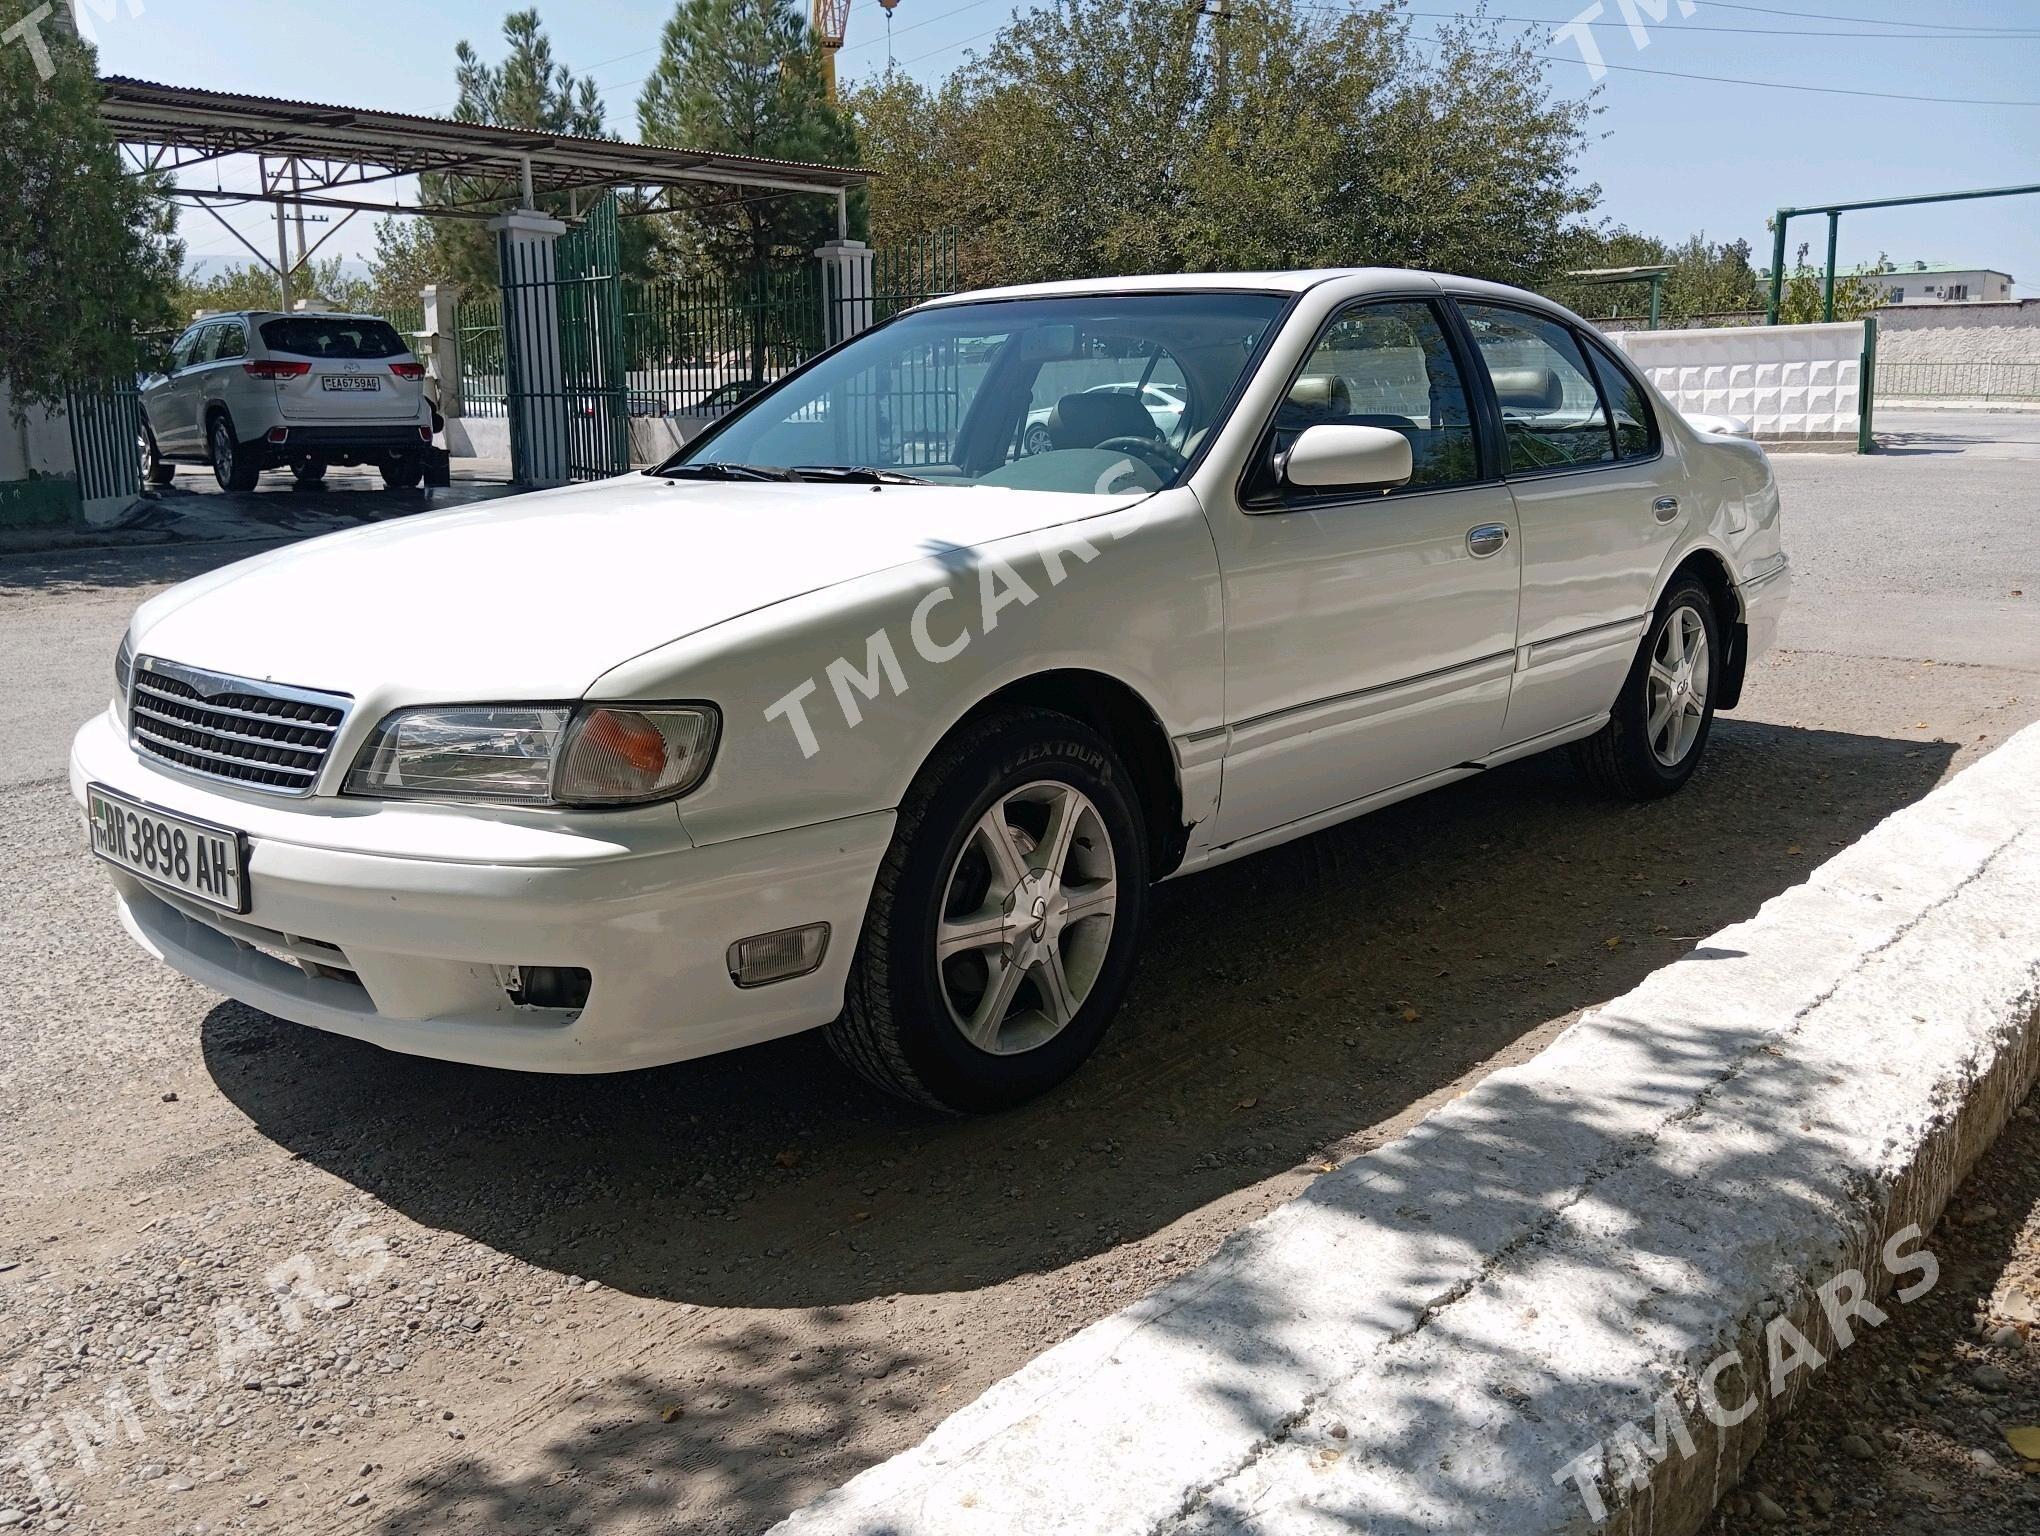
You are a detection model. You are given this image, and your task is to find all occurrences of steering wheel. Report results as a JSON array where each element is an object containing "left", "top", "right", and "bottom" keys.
[{"left": 1093, "top": 434, "right": 1187, "bottom": 480}]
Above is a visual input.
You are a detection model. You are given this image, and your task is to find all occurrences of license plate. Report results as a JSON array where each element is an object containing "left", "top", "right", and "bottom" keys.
[
  {"left": 87, "top": 785, "right": 248, "bottom": 915},
  {"left": 321, "top": 375, "right": 381, "bottom": 392}
]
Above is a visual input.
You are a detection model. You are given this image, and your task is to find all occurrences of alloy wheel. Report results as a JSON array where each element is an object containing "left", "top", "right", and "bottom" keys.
[
  {"left": 1647, "top": 604, "right": 1711, "bottom": 767},
  {"left": 934, "top": 780, "right": 1117, "bottom": 1056}
]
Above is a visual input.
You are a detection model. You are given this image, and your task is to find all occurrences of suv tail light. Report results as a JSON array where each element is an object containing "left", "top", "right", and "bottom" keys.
[
  {"left": 389, "top": 362, "right": 426, "bottom": 380},
  {"left": 243, "top": 360, "right": 311, "bottom": 380}
]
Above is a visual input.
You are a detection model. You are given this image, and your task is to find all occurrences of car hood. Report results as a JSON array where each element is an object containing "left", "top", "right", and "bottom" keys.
[{"left": 133, "top": 476, "right": 1141, "bottom": 701}]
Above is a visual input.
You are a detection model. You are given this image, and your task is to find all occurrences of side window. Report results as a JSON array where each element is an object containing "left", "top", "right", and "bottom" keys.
[
  {"left": 187, "top": 324, "right": 222, "bottom": 368},
  {"left": 1270, "top": 299, "right": 1479, "bottom": 492},
  {"left": 1460, "top": 304, "right": 1613, "bottom": 473},
  {"left": 167, "top": 328, "right": 201, "bottom": 371},
  {"left": 213, "top": 321, "right": 247, "bottom": 362},
  {"left": 1583, "top": 337, "right": 1656, "bottom": 460}
]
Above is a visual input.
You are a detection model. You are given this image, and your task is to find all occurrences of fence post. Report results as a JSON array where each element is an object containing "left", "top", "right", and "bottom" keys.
[
  {"left": 815, "top": 239, "right": 875, "bottom": 347},
  {"left": 420, "top": 283, "right": 463, "bottom": 421},
  {"left": 488, "top": 210, "right": 570, "bottom": 487},
  {"left": 1857, "top": 314, "right": 1879, "bottom": 455}
]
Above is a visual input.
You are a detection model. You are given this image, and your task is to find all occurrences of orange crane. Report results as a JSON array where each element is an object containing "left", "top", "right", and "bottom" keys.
[{"left": 813, "top": 0, "right": 903, "bottom": 99}]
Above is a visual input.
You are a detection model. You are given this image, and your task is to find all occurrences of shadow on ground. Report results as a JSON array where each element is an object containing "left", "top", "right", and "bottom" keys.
[{"left": 192, "top": 719, "right": 1956, "bottom": 1534}]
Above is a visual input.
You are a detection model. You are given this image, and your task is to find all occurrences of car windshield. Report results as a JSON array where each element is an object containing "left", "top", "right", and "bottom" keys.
[
  {"left": 665, "top": 291, "right": 1288, "bottom": 496},
  {"left": 258, "top": 316, "right": 409, "bottom": 360}
]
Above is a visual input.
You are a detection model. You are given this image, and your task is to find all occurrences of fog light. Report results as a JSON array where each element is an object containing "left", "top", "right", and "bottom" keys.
[
  {"left": 728, "top": 924, "right": 830, "bottom": 988},
  {"left": 504, "top": 965, "right": 591, "bottom": 1010}
]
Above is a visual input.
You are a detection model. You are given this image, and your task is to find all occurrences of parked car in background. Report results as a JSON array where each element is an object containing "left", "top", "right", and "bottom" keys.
[
  {"left": 683, "top": 379, "right": 768, "bottom": 416},
  {"left": 140, "top": 312, "right": 435, "bottom": 491},
  {"left": 79, "top": 269, "right": 1787, "bottom": 1114}
]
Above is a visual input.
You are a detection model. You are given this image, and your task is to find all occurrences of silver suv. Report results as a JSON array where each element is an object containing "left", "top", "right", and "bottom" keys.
[{"left": 141, "top": 312, "right": 435, "bottom": 491}]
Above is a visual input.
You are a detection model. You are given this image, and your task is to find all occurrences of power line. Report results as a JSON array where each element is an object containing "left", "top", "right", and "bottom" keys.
[
  {"left": 1699, "top": 1, "right": 2040, "bottom": 33},
  {"left": 1400, "top": 10, "right": 2040, "bottom": 41}
]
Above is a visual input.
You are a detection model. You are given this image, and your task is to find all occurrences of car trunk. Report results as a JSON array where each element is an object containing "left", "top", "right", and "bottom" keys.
[{"left": 256, "top": 316, "right": 424, "bottom": 424}]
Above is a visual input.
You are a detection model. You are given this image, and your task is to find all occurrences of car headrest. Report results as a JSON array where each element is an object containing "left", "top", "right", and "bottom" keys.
[
  {"left": 1489, "top": 366, "right": 1564, "bottom": 412},
  {"left": 1048, "top": 391, "right": 1160, "bottom": 450},
  {"left": 1285, "top": 373, "right": 1352, "bottom": 418}
]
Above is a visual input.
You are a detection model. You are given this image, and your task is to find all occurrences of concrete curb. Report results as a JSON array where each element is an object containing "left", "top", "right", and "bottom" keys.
[{"left": 774, "top": 725, "right": 2040, "bottom": 1536}]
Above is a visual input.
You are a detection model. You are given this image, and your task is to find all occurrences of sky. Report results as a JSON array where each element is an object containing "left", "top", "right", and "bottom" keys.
[{"left": 81, "top": 0, "right": 2040, "bottom": 296}]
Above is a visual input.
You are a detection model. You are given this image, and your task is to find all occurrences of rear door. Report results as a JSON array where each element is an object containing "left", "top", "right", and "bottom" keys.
[
  {"left": 257, "top": 316, "right": 422, "bottom": 424},
  {"left": 1455, "top": 301, "right": 1682, "bottom": 746}
]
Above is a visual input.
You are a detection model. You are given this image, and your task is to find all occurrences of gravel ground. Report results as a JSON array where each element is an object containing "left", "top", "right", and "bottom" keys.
[{"left": 1, "top": 415, "right": 2035, "bottom": 1535}]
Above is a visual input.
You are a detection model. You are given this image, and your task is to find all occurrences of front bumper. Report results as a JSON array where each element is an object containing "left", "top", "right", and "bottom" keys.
[{"left": 71, "top": 710, "right": 892, "bottom": 1073}]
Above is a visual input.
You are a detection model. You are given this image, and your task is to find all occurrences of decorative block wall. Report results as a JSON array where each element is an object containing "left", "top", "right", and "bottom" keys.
[{"left": 1610, "top": 321, "right": 1865, "bottom": 441}]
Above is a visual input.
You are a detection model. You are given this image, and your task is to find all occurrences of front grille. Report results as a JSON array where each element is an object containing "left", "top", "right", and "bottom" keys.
[{"left": 130, "top": 659, "right": 350, "bottom": 796}]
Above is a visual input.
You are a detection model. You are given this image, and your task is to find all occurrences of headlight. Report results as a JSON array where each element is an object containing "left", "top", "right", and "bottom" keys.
[
  {"left": 344, "top": 703, "right": 718, "bottom": 807},
  {"left": 114, "top": 631, "right": 135, "bottom": 728}
]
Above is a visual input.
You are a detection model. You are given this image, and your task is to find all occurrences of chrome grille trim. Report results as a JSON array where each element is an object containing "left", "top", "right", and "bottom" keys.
[{"left": 129, "top": 657, "right": 352, "bottom": 797}]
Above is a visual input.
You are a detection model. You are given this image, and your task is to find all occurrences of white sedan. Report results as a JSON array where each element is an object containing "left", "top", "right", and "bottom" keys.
[{"left": 75, "top": 270, "right": 1789, "bottom": 1112}]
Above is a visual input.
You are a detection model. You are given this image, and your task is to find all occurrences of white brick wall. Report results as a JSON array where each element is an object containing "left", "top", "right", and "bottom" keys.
[{"left": 1610, "top": 321, "right": 1865, "bottom": 441}]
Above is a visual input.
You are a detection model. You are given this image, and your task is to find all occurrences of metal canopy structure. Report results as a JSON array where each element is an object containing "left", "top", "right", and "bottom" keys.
[
  {"left": 1565, "top": 264, "right": 1675, "bottom": 330},
  {"left": 101, "top": 75, "right": 870, "bottom": 248}
]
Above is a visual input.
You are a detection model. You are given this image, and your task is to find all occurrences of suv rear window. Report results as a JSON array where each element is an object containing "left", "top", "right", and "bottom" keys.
[{"left": 258, "top": 317, "right": 408, "bottom": 360}]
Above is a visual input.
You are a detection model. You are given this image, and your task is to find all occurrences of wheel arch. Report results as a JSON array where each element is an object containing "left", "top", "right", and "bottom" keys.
[
  {"left": 1656, "top": 544, "right": 1746, "bottom": 709},
  {"left": 936, "top": 667, "right": 1190, "bottom": 878}
]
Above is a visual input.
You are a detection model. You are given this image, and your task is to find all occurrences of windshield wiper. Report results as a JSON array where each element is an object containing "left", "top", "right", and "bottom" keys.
[
  {"left": 656, "top": 461, "right": 796, "bottom": 482},
  {"left": 790, "top": 464, "right": 945, "bottom": 486}
]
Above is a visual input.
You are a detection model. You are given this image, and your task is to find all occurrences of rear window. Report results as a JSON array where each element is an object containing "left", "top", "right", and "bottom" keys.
[{"left": 259, "top": 317, "right": 408, "bottom": 360}]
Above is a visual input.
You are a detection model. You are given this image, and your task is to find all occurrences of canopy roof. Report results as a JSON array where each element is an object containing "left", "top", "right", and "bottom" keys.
[{"left": 102, "top": 75, "right": 871, "bottom": 224}]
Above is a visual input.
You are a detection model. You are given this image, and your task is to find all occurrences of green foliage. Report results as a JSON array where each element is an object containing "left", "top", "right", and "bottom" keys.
[
  {"left": 1558, "top": 230, "right": 1762, "bottom": 325},
  {"left": 845, "top": 0, "right": 1597, "bottom": 290},
  {"left": 170, "top": 257, "right": 380, "bottom": 323},
  {"left": 368, "top": 8, "right": 609, "bottom": 300},
  {"left": 1777, "top": 242, "right": 1887, "bottom": 325},
  {"left": 636, "top": 0, "right": 864, "bottom": 283},
  {"left": 0, "top": 10, "right": 181, "bottom": 409}
]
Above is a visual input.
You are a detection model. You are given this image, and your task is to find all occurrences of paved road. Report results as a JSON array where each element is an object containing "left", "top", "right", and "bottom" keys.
[{"left": 1, "top": 430, "right": 2036, "bottom": 1535}]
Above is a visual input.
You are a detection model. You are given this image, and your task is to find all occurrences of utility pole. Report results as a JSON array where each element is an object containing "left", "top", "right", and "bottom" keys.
[{"left": 1200, "top": 0, "right": 1232, "bottom": 106}]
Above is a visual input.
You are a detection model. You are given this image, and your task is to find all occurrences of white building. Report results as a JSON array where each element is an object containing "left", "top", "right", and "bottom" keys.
[{"left": 1869, "top": 263, "right": 2014, "bottom": 305}]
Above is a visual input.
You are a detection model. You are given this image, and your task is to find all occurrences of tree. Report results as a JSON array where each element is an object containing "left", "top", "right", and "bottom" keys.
[
  {"left": 172, "top": 257, "right": 377, "bottom": 321},
  {"left": 1776, "top": 243, "right": 1887, "bottom": 325},
  {"left": 637, "top": 0, "right": 863, "bottom": 296},
  {"left": 0, "top": 8, "right": 181, "bottom": 410},
  {"left": 367, "top": 9, "right": 609, "bottom": 301},
  {"left": 1559, "top": 230, "right": 1762, "bottom": 325},
  {"left": 846, "top": 0, "right": 1597, "bottom": 290}
]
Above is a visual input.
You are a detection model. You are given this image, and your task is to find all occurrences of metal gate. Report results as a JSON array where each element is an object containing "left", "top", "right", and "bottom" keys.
[
  {"left": 500, "top": 193, "right": 630, "bottom": 483},
  {"left": 66, "top": 383, "right": 145, "bottom": 509}
]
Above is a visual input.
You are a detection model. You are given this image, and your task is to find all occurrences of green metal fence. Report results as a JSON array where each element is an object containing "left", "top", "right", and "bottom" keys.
[
  {"left": 65, "top": 383, "right": 144, "bottom": 509},
  {"left": 1876, "top": 360, "right": 2040, "bottom": 403},
  {"left": 625, "top": 264, "right": 824, "bottom": 415},
  {"left": 499, "top": 195, "right": 631, "bottom": 482}
]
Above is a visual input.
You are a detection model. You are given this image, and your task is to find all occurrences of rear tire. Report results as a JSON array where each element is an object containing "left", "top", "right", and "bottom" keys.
[
  {"left": 380, "top": 454, "right": 423, "bottom": 490},
  {"left": 210, "top": 415, "right": 260, "bottom": 492},
  {"left": 1572, "top": 574, "right": 1721, "bottom": 800},
  {"left": 826, "top": 707, "right": 1149, "bottom": 1113}
]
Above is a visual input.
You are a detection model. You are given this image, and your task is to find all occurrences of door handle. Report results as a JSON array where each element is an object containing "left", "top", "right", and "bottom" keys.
[
  {"left": 1652, "top": 495, "right": 1681, "bottom": 523},
  {"left": 1466, "top": 523, "right": 1510, "bottom": 558}
]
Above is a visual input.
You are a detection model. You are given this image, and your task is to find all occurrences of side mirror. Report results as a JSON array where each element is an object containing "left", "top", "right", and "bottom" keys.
[{"left": 1282, "top": 423, "right": 1413, "bottom": 492}]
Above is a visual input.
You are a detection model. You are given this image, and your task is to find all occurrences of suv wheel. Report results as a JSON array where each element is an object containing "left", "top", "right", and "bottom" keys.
[
  {"left": 827, "top": 707, "right": 1149, "bottom": 1113},
  {"left": 140, "top": 426, "right": 175, "bottom": 487},
  {"left": 380, "top": 454, "right": 423, "bottom": 490},
  {"left": 1573, "top": 574, "right": 1721, "bottom": 800},
  {"left": 291, "top": 456, "right": 327, "bottom": 486},
  {"left": 210, "top": 415, "right": 260, "bottom": 492}
]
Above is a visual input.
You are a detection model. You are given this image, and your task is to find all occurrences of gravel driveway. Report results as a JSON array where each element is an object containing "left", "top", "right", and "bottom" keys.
[{"left": 1, "top": 421, "right": 2035, "bottom": 1535}]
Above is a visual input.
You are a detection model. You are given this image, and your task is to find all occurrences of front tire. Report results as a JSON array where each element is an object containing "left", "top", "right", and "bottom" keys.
[
  {"left": 380, "top": 454, "right": 423, "bottom": 490},
  {"left": 827, "top": 707, "right": 1149, "bottom": 1113},
  {"left": 1573, "top": 574, "right": 1720, "bottom": 800},
  {"left": 140, "top": 426, "right": 175, "bottom": 486},
  {"left": 291, "top": 456, "right": 327, "bottom": 486},
  {"left": 210, "top": 416, "right": 260, "bottom": 492}
]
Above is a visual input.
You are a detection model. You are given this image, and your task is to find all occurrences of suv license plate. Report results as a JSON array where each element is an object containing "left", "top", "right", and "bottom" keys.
[
  {"left": 321, "top": 375, "right": 381, "bottom": 392},
  {"left": 86, "top": 784, "right": 249, "bottom": 914}
]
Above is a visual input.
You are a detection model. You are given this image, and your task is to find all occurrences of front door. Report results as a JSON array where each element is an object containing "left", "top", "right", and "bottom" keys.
[{"left": 1208, "top": 298, "right": 1522, "bottom": 846}]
